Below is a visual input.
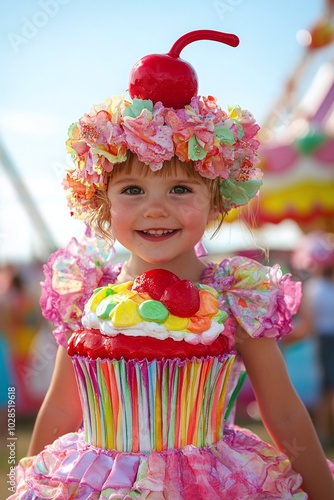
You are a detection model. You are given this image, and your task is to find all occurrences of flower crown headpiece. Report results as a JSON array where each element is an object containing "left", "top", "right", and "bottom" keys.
[{"left": 64, "top": 30, "right": 262, "bottom": 219}]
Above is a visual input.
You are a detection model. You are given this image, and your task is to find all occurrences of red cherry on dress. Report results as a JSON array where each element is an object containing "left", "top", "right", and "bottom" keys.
[
  {"left": 129, "top": 29, "right": 239, "bottom": 108},
  {"left": 132, "top": 268, "right": 180, "bottom": 300},
  {"left": 160, "top": 279, "right": 200, "bottom": 317}
]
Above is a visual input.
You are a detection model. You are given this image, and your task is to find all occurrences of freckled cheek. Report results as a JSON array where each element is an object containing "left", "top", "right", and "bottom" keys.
[
  {"left": 110, "top": 205, "right": 135, "bottom": 229},
  {"left": 179, "top": 199, "right": 211, "bottom": 224}
]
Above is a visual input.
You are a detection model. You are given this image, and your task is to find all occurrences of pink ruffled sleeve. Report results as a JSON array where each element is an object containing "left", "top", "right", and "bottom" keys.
[
  {"left": 40, "top": 227, "right": 120, "bottom": 348},
  {"left": 203, "top": 256, "right": 302, "bottom": 340}
]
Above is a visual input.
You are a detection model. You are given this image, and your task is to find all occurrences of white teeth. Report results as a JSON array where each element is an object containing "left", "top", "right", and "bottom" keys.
[{"left": 143, "top": 229, "right": 174, "bottom": 236}]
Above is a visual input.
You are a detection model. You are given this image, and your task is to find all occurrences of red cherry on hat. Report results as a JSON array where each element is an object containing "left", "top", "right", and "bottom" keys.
[{"left": 129, "top": 29, "right": 239, "bottom": 109}]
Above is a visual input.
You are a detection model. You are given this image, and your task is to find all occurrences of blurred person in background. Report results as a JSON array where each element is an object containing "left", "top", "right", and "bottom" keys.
[
  {"left": 0, "top": 265, "right": 44, "bottom": 414},
  {"left": 291, "top": 231, "right": 334, "bottom": 448}
]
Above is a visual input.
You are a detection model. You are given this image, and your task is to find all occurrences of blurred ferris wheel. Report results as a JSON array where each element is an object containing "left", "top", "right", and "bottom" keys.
[{"left": 236, "top": 0, "right": 334, "bottom": 233}]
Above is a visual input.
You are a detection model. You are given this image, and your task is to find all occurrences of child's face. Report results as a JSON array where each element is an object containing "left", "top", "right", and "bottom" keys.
[{"left": 107, "top": 161, "right": 217, "bottom": 265}]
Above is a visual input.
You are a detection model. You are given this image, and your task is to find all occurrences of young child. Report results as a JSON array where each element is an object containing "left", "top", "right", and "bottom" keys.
[{"left": 11, "top": 31, "right": 334, "bottom": 499}]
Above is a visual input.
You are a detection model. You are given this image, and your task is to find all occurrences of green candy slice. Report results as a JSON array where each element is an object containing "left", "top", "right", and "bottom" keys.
[
  {"left": 139, "top": 300, "right": 169, "bottom": 323},
  {"left": 96, "top": 299, "right": 117, "bottom": 319},
  {"left": 214, "top": 309, "right": 228, "bottom": 324}
]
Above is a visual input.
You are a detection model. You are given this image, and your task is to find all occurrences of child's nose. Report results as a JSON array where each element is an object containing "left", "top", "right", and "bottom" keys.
[{"left": 143, "top": 199, "right": 169, "bottom": 218}]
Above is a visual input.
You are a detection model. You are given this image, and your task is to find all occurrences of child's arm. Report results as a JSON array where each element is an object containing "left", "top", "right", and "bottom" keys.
[
  {"left": 236, "top": 330, "right": 334, "bottom": 499},
  {"left": 283, "top": 289, "right": 314, "bottom": 344},
  {"left": 28, "top": 345, "right": 82, "bottom": 456}
]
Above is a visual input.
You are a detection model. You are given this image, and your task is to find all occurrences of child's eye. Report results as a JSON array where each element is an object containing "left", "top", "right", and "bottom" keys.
[
  {"left": 121, "top": 185, "right": 144, "bottom": 195},
  {"left": 171, "top": 185, "right": 192, "bottom": 194}
]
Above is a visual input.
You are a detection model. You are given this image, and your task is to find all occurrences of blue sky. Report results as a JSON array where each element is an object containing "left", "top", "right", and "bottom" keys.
[{"left": 0, "top": 0, "right": 329, "bottom": 262}]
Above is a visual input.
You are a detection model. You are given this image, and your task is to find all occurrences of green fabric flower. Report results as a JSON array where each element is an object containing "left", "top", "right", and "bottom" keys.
[{"left": 220, "top": 178, "right": 262, "bottom": 210}]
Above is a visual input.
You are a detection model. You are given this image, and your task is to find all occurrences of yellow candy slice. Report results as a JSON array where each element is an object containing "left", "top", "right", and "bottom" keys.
[
  {"left": 110, "top": 281, "right": 133, "bottom": 294},
  {"left": 131, "top": 292, "right": 150, "bottom": 304},
  {"left": 111, "top": 299, "right": 142, "bottom": 327},
  {"left": 89, "top": 286, "right": 116, "bottom": 312},
  {"left": 112, "top": 289, "right": 138, "bottom": 302},
  {"left": 163, "top": 314, "right": 188, "bottom": 331}
]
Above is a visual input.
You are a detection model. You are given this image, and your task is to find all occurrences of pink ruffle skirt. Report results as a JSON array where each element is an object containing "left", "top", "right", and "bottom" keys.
[{"left": 11, "top": 426, "right": 308, "bottom": 499}]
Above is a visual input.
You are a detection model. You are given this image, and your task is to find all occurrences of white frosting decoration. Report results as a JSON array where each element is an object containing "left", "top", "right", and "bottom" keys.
[{"left": 82, "top": 310, "right": 224, "bottom": 346}]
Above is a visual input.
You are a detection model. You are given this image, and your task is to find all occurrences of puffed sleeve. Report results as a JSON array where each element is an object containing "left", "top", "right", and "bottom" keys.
[
  {"left": 206, "top": 256, "right": 302, "bottom": 340},
  {"left": 40, "top": 227, "right": 119, "bottom": 348}
]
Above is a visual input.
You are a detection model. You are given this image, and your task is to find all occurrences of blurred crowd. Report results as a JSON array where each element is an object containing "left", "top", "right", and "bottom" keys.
[
  {"left": 0, "top": 262, "right": 56, "bottom": 420},
  {"left": 287, "top": 231, "right": 334, "bottom": 448}
]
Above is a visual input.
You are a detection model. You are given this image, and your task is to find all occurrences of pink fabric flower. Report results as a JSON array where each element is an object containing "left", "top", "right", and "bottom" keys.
[
  {"left": 237, "top": 109, "right": 261, "bottom": 140},
  {"left": 123, "top": 103, "right": 174, "bottom": 169},
  {"left": 166, "top": 99, "right": 216, "bottom": 162}
]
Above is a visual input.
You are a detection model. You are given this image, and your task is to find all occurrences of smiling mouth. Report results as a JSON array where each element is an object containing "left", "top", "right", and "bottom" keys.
[
  {"left": 142, "top": 229, "right": 175, "bottom": 236},
  {"left": 138, "top": 229, "right": 178, "bottom": 238}
]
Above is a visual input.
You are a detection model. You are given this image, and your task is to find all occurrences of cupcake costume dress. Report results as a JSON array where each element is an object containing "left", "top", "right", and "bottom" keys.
[{"left": 11, "top": 233, "right": 330, "bottom": 499}]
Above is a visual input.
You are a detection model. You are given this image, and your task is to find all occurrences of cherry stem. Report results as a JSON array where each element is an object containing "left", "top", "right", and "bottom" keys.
[{"left": 168, "top": 29, "right": 240, "bottom": 58}]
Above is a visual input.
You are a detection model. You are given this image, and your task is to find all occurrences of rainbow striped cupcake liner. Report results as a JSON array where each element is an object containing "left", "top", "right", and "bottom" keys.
[{"left": 72, "top": 354, "right": 245, "bottom": 452}]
